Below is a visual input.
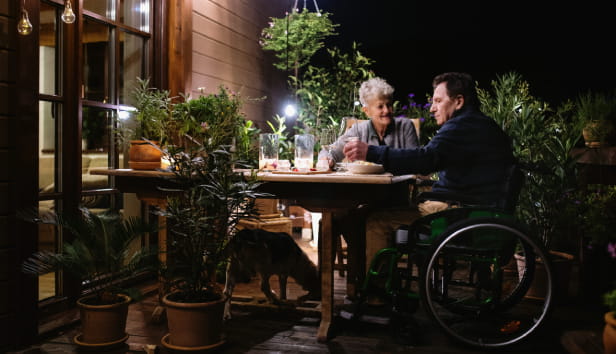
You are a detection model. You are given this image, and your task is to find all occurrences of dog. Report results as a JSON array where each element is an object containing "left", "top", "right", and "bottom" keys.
[{"left": 223, "top": 228, "right": 321, "bottom": 320}]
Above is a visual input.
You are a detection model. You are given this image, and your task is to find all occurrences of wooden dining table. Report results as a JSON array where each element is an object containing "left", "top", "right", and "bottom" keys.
[{"left": 91, "top": 168, "right": 415, "bottom": 342}]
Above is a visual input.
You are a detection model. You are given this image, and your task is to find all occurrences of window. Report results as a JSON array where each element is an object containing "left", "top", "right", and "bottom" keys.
[{"left": 37, "top": 0, "right": 154, "bottom": 303}]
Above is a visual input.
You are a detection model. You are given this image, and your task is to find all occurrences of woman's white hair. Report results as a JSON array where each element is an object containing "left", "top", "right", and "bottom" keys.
[{"left": 359, "top": 77, "right": 394, "bottom": 107}]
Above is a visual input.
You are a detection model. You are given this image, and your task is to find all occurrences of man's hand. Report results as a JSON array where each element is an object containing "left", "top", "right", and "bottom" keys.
[{"left": 343, "top": 140, "right": 369, "bottom": 162}]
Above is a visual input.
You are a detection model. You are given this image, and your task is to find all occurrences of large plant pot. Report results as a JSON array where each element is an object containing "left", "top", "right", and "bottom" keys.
[
  {"left": 161, "top": 292, "right": 226, "bottom": 351},
  {"left": 74, "top": 293, "right": 130, "bottom": 348},
  {"left": 514, "top": 250, "right": 574, "bottom": 302},
  {"left": 605, "top": 312, "right": 616, "bottom": 354},
  {"left": 128, "top": 140, "right": 162, "bottom": 170}
]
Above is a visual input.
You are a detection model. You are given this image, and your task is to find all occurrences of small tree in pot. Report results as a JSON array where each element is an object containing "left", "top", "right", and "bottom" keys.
[{"left": 156, "top": 88, "right": 269, "bottom": 350}]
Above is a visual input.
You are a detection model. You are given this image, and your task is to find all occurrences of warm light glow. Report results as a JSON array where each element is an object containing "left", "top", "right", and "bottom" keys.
[
  {"left": 61, "top": 0, "right": 76, "bottom": 24},
  {"left": 17, "top": 9, "right": 33, "bottom": 36},
  {"left": 284, "top": 103, "right": 297, "bottom": 118}
]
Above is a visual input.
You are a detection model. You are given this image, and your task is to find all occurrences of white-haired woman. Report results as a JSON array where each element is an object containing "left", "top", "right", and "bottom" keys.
[{"left": 329, "top": 77, "right": 419, "bottom": 163}]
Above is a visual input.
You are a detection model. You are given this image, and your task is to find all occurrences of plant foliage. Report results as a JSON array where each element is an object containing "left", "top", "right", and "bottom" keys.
[
  {"left": 260, "top": 8, "right": 338, "bottom": 78},
  {"left": 478, "top": 71, "right": 584, "bottom": 249},
  {"left": 21, "top": 207, "right": 159, "bottom": 304}
]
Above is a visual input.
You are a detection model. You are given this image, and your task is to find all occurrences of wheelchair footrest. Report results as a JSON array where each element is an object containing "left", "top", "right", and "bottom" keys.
[{"left": 339, "top": 303, "right": 392, "bottom": 325}]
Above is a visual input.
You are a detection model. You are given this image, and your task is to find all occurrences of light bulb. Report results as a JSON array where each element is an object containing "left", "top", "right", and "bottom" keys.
[
  {"left": 61, "top": 0, "right": 76, "bottom": 24},
  {"left": 17, "top": 9, "right": 33, "bottom": 36}
]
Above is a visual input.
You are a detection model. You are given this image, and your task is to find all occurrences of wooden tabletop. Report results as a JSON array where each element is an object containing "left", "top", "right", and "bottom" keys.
[{"left": 91, "top": 168, "right": 415, "bottom": 185}]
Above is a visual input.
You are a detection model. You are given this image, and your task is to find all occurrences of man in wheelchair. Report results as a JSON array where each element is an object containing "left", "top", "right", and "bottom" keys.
[
  {"left": 344, "top": 71, "right": 515, "bottom": 291},
  {"left": 341, "top": 73, "right": 552, "bottom": 348}
]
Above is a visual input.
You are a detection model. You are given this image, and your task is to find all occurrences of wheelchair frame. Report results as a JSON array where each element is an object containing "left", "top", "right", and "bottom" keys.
[{"left": 347, "top": 166, "right": 555, "bottom": 348}]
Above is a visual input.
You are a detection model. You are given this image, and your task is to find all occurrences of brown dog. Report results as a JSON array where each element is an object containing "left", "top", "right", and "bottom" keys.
[{"left": 223, "top": 228, "right": 320, "bottom": 319}]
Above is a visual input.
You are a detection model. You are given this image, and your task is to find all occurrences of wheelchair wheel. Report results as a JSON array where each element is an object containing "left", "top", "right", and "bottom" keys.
[{"left": 419, "top": 217, "right": 554, "bottom": 348}]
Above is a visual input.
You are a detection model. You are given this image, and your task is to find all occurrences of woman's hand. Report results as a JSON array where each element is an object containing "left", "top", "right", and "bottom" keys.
[{"left": 343, "top": 140, "right": 369, "bottom": 162}]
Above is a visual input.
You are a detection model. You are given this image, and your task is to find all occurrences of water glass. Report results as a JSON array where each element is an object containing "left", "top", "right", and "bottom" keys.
[
  {"left": 294, "top": 134, "right": 315, "bottom": 171},
  {"left": 259, "top": 133, "right": 279, "bottom": 170}
]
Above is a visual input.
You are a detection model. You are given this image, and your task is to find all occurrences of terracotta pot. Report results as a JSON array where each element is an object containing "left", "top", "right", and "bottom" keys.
[
  {"left": 74, "top": 294, "right": 130, "bottom": 347},
  {"left": 128, "top": 140, "right": 162, "bottom": 170},
  {"left": 583, "top": 121, "right": 603, "bottom": 148},
  {"left": 605, "top": 312, "right": 616, "bottom": 354},
  {"left": 514, "top": 250, "right": 574, "bottom": 302},
  {"left": 161, "top": 292, "right": 226, "bottom": 351}
]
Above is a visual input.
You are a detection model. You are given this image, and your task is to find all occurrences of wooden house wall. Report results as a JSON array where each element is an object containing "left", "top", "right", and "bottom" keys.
[{"left": 189, "top": 0, "right": 288, "bottom": 130}]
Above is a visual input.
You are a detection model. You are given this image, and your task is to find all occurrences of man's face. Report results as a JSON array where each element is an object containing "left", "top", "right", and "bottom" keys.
[{"left": 430, "top": 82, "right": 463, "bottom": 126}]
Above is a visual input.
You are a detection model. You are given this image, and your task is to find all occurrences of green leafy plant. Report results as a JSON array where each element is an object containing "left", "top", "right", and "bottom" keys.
[
  {"left": 154, "top": 88, "right": 270, "bottom": 303},
  {"left": 259, "top": 7, "right": 338, "bottom": 81},
  {"left": 604, "top": 288, "right": 616, "bottom": 313},
  {"left": 124, "top": 77, "right": 174, "bottom": 146},
  {"left": 577, "top": 184, "right": 616, "bottom": 250},
  {"left": 158, "top": 145, "right": 268, "bottom": 303},
  {"left": 293, "top": 43, "right": 374, "bottom": 136},
  {"left": 478, "top": 71, "right": 584, "bottom": 250},
  {"left": 267, "top": 114, "right": 294, "bottom": 161},
  {"left": 171, "top": 86, "right": 247, "bottom": 150},
  {"left": 575, "top": 91, "right": 616, "bottom": 146},
  {"left": 21, "top": 207, "right": 159, "bottom": 304},
  {"left": 235, "top": 119, "right": 261, "bottom": 168}
]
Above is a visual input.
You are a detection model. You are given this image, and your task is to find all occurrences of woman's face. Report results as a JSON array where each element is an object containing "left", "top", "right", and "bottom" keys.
[{"left": 362, "top": 96, "right": 394, "bottom": 129}]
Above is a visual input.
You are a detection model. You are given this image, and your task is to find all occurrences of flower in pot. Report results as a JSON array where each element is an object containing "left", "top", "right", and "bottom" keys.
[
  {"left": 574, "top": 91, "right": 615, "bottom": 148},
  {"left": 156, "top": 90, "right": 270, "bottom": 350},
  {"left": 21, "top": 207, "right": 159, "bottom": 347},
  {"left": 603, "top": 289, "right": 616, "bottom": 354},
  {"left": 118, "top": 77, "right": 174, "bottom": 169}
]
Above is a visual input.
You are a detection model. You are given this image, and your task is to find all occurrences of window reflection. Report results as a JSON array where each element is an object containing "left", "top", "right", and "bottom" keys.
[
  {"left": 83, "top": 0, "right": 115, "bottom": 20},
  {"left": 119, "top": 31, "right": 146, "bottom": 104},
  {"left": 39, "top": 101, "right": 58, "bottom": 193},
  {"left": 38, "top": 200, "right": 57, "bottom": 300},
  {"left": 39, "top": 3, "right": 57, "bottom": 95},
  {"left": 83, "top": 18, "right": 111, "bottom": 102},
  {"left": 121, "top": 0, "right": 150, "bottom": 32}
]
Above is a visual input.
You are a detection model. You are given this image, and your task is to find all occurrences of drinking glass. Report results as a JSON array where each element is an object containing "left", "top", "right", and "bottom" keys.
[
  {"left": 294, "top": 134, "right": 315, "bottom": 171},
  {"left": 259, "top": 133, "right": 279, "bottom": 170}
]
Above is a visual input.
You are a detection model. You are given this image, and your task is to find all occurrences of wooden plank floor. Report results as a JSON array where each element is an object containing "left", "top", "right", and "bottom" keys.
[{"left": 7, "top": 232, "right": 607, "bottom": 353}]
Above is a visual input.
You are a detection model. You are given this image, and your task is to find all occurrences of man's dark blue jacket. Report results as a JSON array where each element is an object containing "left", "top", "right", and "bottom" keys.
[{"left": 366, "top": 106, "right": 514, "bottom": 206}]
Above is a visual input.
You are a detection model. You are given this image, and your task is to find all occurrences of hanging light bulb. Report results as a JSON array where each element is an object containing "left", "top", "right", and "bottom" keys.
[
  {"left": 17, "top": 2, "right": 33, "bottom": 36},
  {"left": 61, "top": 0, "right": 76, "bottom": 24}
]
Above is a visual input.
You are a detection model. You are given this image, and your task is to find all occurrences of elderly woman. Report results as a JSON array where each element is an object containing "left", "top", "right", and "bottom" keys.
[
  {"left": 329, "top": 77, "right": 419, "bottom": 164},
  {"left": 327, "top": 77, "right": 419, "bottom": 299}
]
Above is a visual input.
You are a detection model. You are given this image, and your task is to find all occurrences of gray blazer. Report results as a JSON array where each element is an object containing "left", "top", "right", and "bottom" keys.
[{"left": 330, "top": 116, "right": 419, "bottom": 163}]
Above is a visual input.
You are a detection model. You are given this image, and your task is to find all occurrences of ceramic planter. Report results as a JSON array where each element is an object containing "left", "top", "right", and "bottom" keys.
[
  {"left": 161, "top": 292, "right": 226, "bottom": 351},
  {"left": 605, "top": 312, "right": 616, "bottom": 354},
  {"left": 128, "top": 140, "right": 162, "bottom": 169},
  {"left": 74, "top": 293, "right": 131, "bottom": 348}
]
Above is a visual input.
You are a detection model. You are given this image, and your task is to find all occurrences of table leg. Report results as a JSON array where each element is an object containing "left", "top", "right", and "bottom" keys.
[{"left": 317, "top": 211, "right": 334, "bottom": 342}]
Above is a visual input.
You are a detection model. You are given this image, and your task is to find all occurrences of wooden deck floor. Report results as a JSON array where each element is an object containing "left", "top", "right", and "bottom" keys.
[{"left": 7, "top": 232, "right": 607, "bottom": 353}]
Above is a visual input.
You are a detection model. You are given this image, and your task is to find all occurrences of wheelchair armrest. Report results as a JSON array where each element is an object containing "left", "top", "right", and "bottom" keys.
[{"left": 416, "top": 191, "right": 485, "bottom": 206}]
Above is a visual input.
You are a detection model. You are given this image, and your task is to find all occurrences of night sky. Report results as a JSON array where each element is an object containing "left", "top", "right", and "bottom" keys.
[{"left": 304, "top": 1, "right": 615, "bottom": 108}]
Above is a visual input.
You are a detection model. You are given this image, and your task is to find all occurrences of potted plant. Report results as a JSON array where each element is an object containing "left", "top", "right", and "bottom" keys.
[
  {"left": 604, "top": 288, "right": 616, "bottom": 354},
  {"left": 574, "top": 91, "right": 616, "bottom": 147},
  {"left": 478, "top": 72, "right": 583, "bottom": 299},
  {"left": 21, "top": 207, "right": 159, "bottom": 348},
  {"left": 156, "top": 89, "right": 269, "bottom": 351},
  {"left": 119, "top": 77, "right": 174, "bottom": 169}
]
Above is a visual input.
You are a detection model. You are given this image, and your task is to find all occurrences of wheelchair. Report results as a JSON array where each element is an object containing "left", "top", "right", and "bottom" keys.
[{"left": 344, "top": 164, "right": 554, "bottom": 349}]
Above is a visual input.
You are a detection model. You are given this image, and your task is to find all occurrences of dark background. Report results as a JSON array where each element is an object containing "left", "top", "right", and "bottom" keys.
[{"left": 306, "top": 1, "right": 615, "bottom": 108}]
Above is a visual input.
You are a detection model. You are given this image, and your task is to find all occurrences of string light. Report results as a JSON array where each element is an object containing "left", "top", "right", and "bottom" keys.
[
  {"left": 17, "top": 0, "right": 33, "bottom": 36},
  {"left": 61, "top": 0, "right": 76, "bottom": 24}
]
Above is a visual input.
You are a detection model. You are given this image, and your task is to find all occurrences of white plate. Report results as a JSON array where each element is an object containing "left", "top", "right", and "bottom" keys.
[{"left": 346, "top": 163, "right": 384, "bottom": 174}]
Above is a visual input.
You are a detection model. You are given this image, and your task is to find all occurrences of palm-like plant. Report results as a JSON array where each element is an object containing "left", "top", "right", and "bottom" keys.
[
  {"left": 22, "top": 207, "right": 159, "bottom": 304},
  {"left": 158, "top": 144, "right": 269, "bottom": 303}
]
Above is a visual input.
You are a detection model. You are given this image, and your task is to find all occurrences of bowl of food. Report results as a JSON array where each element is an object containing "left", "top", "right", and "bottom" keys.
[{"left": 346, "top": 161, "right": 384, "bottom": 174}]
